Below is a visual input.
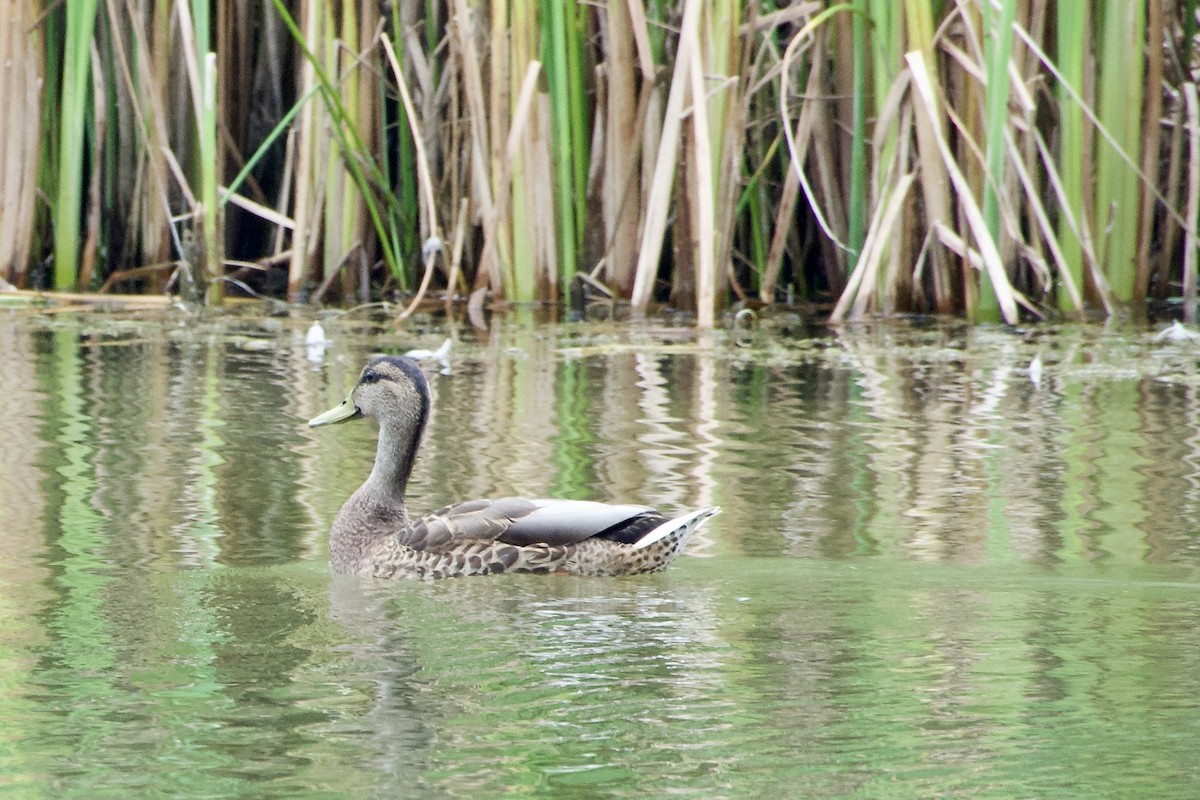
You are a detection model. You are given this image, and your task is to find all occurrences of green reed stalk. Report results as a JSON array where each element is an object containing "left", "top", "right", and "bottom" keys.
[
  {"left": 177, "top": 0, "right": 221, "bottom": 303},
  {"left": 424, "top": 0, "right": 439, "bottom": 54},
  {"left": 190, "top": 0, "right": 210, "bottom": 59},
  {"left": 1054, "top": 3, "right": 1086, "bottom": 312},
  {"left": 978, "top": 0, "right": 1015, "bottom": 320},
  {"left": 736, "top": 144, "right": 776, "bottom": 291},
  {"left": 746, "top": 187, "right": 766, "bottom": 292},
  {"left": 739, "top": 7, "right": 783, "bottom": 293},
  {"left": 847, "top": 0, "right": 867, "bottom": 268},
  {"left": 646, "top": 0, "right": 665, "bottom": 60},
  {"left": 54, "top": 0, "right": 101, "bottom": 290},
  {"left": 865, "top": 0, "right": 902, "bottom": 310},
  {"left": 386, "top": 144, "right": 412, "bottom": 293},
  {"left": 37, "top": 8, "right": 65, "bottom": 283},
  {"left": 566, "top": 2, "right": 589, "bottom": 254},
  {"left": 34, "top": 14, "right": 60, "bottom": 262},
  {"left": 1094, "top": 0, "right": 1145, "bottom": 302},
  {"left": 543, "top": 0, "right": 578, "bottom": 300},
  {"left": 392, "top": 78, "right": 418, "bottom": 292},
  {"left": 868, "top": 0, "right": 901, "bottom": 189},
  {"left": 200, "top": 53, "right": 222, "bottom": 304}
]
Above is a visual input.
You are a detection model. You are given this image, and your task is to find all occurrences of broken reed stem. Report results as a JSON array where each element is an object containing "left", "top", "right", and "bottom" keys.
[
  {"left": 631, "top": 0, "right": 702, "bottom": 315},
  {"left": 380, "top": 33, "right": 441, "bottom": 242},
  {"left": 907, "top": 50, "right": 1018, "bottom": 324}
]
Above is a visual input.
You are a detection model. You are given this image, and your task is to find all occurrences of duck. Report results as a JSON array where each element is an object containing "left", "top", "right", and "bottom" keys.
[{"left": 308, "top": 355, "right": 720, "bottom": 579}]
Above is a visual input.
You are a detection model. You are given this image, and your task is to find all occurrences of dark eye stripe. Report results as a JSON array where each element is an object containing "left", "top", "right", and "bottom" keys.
[{"left": 361, "top": 368, "right": 398, "bottom": 385}]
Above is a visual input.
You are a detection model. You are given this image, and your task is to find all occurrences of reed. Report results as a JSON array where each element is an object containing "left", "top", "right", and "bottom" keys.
[
  {"left": 847, "top": 0, "right": 867, "bottom": 267},
  {"left": 1093, "top": 0, "right": 1146, "bottom": 303},
  {"left": 2, "top": 2, "right": 1195, "bottom": 325},
  {"left": 53, "top": 0, "right": 101, "bottom": 290},
  {"left": 977, "top": 0, "right": 1016, "bottom": 320},
  {"left": 171, "top": 0, "right": 224, "bottom": 307},
  {"left": 1054, "top": 2, "right": 1086, "bottom": 314},
  {"left": 0, "top": 2, "right": 41, "bottom": 286},
  {"left": 542, "top": 0, "right": 589, "bottom": 301}
]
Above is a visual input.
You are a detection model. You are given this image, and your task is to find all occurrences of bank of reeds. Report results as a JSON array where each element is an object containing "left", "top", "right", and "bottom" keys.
[{"left": 2, "top": 2, "right": 1197, "bottom": 325}]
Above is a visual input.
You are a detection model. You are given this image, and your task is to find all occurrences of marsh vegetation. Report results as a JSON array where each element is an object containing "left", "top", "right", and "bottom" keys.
[{"left": 1, "top": 2, "right": 1195, "bottom": 324}]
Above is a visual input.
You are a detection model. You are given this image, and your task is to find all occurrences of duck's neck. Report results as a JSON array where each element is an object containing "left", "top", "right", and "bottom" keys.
[
  {"left": 330, "top": 417, "right": 423, "bottom": 574},
  {"left": 361, "top": 417, "right": 422, "bottom": 507}
]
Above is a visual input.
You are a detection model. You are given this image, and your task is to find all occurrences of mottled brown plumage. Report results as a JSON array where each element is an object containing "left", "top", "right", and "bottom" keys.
[{"left": 309, "top": 356, "right": 719, "bottom": 579}]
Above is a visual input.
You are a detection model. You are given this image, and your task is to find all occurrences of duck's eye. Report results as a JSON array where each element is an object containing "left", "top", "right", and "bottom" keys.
[{"left": 361, "top": 370, "right": 379, "bottom": 384}]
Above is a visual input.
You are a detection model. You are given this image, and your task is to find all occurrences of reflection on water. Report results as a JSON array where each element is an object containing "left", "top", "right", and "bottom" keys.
[{"left": 1, "top": 313, "right": 1199, "bottom": 797}]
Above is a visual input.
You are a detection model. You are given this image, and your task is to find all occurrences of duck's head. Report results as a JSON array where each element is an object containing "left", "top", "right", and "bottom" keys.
[{"left": 308, "top": 355, "right": 430, "bottom": 429}]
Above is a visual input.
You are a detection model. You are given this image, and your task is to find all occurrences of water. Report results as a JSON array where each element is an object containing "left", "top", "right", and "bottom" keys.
[{"left": 1, "top": 311, "right": 1198, "bottom": 798}]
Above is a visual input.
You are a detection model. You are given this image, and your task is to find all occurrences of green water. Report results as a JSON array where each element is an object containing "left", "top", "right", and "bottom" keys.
[{"left": 1, "top": 313, "right": 1198, "bottom": 798}]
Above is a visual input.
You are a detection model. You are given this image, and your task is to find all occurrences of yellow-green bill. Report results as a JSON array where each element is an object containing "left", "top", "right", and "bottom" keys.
[{"left": 308, "top": 395, "right": 360, "bottom": 427}]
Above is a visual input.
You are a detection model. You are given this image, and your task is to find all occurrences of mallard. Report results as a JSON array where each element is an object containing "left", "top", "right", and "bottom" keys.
[{"left": 308, "top": 355, "right": 719, "bottom": 579}]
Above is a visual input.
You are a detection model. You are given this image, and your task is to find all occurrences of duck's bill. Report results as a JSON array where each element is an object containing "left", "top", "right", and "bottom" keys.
[{"left": 308, "top": 396, "right": 362, "bottom": 427}]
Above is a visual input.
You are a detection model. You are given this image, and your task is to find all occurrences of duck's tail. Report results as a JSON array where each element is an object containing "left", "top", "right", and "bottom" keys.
[{"left": 631, "top": 506, "right": 721, "bottom": 552}]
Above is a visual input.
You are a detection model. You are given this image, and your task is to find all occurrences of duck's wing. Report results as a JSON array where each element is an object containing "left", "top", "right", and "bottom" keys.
[
  {"left": 403, "top": 497, "right": 660, "bottom": 550},
  {"left": 498, "top": 499, "right": 661, "bottom": 546}
]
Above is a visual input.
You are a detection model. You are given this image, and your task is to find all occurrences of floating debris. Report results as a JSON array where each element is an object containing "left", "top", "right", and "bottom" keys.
[
  {"left": 405, "top": 337, "right": 453, "bottom": 374},
  {"left": 1028, "top": 353, "right": 1043, "bottom": 389},
  {"left": 305, "top": 321, "right": 329, "bottom": 364},
  {"left": 236, "top": 337, "right": 274, "bottom": 351},
  {"left": 733, "top": 308, "right": 757, "bottom": 330},
  {"left": 405, "top": 338, "right": 452, "bottom": 361},
  {"left": 1153, "top": 320, "right": 1200, "bottom": 343}
]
